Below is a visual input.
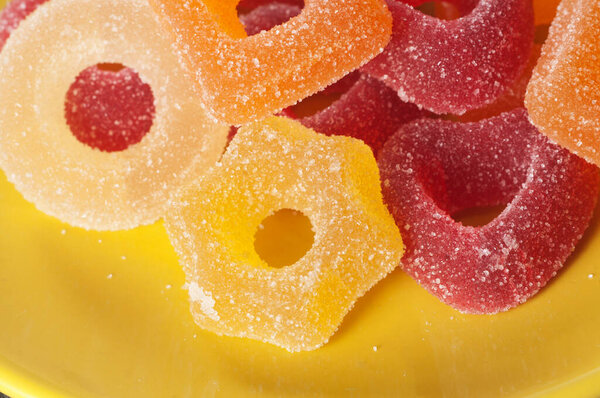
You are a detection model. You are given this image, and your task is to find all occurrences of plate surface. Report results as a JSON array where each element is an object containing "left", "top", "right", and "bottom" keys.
[{"left": 2, "top": 0, "right": 600, "bottom": 397}]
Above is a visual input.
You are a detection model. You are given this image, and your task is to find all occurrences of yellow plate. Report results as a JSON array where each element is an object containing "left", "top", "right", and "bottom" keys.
[{"left": 2, "top": 0, "right": 600, "bottom": 396}]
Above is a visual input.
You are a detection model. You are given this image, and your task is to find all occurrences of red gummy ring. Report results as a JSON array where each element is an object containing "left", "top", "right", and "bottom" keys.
[
  {"left": 299, "top": 74, "right": 426, "bottom": 154},
  {"left": 378, "top": 109, "right": 599, "bottom": 313},
  {"left": 363, "top": 0, "right": 534, "bottom": 115}
]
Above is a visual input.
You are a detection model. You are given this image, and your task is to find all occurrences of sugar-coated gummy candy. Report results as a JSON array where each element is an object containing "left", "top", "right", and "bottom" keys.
[
  {"left": 378, "top": 109, "right": 599, "bottom": 314},
  {"left": 239, "top": 2, "right": 301, "bottom": 36},
  {"left": 299, "top": 74, "right": 426, "bottom": 154},
  {"left": 237, "top": 0, "right": 303, "bottom": 12},
  {"left": 148, "top": 0, "right": 393, "bottom": 124},
  {"left": 65, "top": 64, "right": 156, "bottom": 152},
  {"left": 238, "top": 1, "right": 425, "bottom": 153},
  {"left": 0, "top": 0, "right": 47, "bottom": 51},
  {"left": 1, "top": 0, "right": 156, "bottom": 155},
  {"left": 362, "top": 0, "right": 534, "bottom": 115},
  {"left": 0, "top": 0, "right": 228, "bottom": 230},
  {"left": 526, "top": 0, "right": 600, "bottom": 167},
  {"left": 456, "top": 44, "right": 541, "bottom": 123},
  {"left": 165, "top": 117, "right": 404, "bottom": 352},
  {"left": 239, "top": 1, "right": 301, "bottom": 37}
]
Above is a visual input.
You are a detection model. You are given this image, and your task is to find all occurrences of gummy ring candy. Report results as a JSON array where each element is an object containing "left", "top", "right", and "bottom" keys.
[
  {"left": 378, "top": 109, "right": 599, "bottom": 314},
  {"left": 149, "top": 0, "right": 393, "bottom": 124},
  {"left": 1, "top": 0, "right": 159, "bottom": 154},
  {"left": 0, "top": 0, "right": 48, "bottom": 51},
  {"left": 362, "top": 0, "right": 534, "bottom": 115},
  {"left": 166, "top": 117, "right": 403, "bottom": 351},
  {"left": 239, "top": 1, "right": 425, "bottom": 153},
  {"left": 455, "top": 44, "right": 542, "bottom": 123},
  {"left": 526, "top": 0, "right": 600, "bottom": 167},
  {"left": 300, "top": 74, "right": 426, "bottom": 154},
  {"left": 0, "top": 0, "right": 228, "bottom": 231}
]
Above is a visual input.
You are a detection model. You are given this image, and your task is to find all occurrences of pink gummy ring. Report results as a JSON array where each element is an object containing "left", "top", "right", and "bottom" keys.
[
  {"left": 362, "top": 0, "right": 534, "bottom": 115},
  {"left": 378, "top": 109, "right": 599, "bottom": 313}
]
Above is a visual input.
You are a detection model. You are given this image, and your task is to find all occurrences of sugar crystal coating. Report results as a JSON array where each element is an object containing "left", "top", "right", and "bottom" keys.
[
  {"left": 456, "top": 44, "right": 542, "bottom": 123},
  {"left": 239, "top": 2, "right": 301, "bottom": 36},
  {"left": 165, "top": 117, "right": 404, "bottom": 351},
  {"left": 362, "top": 0, "right": 534, "bottom": 115},
  {"left": 65, "top": 64, "right": 156, "bottom": 152},
  {"left": 148, "top": 0, "right": 393, "bottom": 124},
  {"left": 299, "top": 74, "right": 426, "bottom": 154},
  {"left": 525, "top": 0, "right": 600, "bottom": 167},
  {"left": 0, "top": 0, "right": 228, "bottom": 230},
  {"left": 378, "top": 109, "right": 599, "bottom": 314},
  {"left": 237, "top": 0, "right": 303, "bottom": 12},
  {"left": 0, "top": 0, "right": 48, "bottom": 51},
  {"left": 239, "top": 1, "right": 425, "bottom": 153},
  {"left": 0, "top": 0, "right": 158, "bottom": 154}
]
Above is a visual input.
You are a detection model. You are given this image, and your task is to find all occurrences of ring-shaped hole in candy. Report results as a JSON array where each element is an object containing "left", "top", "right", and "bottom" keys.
[
  {"left": 64, "top": 63, "right": 156, "bottom": 153},
  {"left": 535, "top": 24, "right": 550, "bottom": 44},
  {"left": 237, "top": 1, "right": 304, "bottom": 36},
  {"left": 415, "top": 1, "right": 462, "bottom": 20},
  {"left": 452, "top": 204, "right": 507, "bottom": 227},
  {"left": 254, "top": 208, "right": 315, "bottom": 269},
  {"left": 290, "top": 72, "right": 361, "bottom": 118}
]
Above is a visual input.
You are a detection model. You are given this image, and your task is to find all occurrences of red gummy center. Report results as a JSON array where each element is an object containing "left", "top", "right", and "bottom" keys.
[{"left": 64, "top": 64, "right": 155, "bottom": 153}]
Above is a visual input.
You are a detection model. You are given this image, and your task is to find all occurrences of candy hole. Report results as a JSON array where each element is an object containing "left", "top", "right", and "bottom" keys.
[
  {"left": 254, "top": 209, "right": 315, "bottom": 269},
  {"left": 237, "top": 1, "right": 304, "bottom": 36},
  {"left": 535, "top": 24, "right": 550, "bottom": 44},
  {"left": 290, "top": 92, "right": 345, "bottom": 118},
  {"left": 64, "top": 63, "right": 156, "bottom": 153},
  {"left": 290, "top": 72, "right": 360, "bottom": 118},
  {"left": 416, "top": 1, "right": 462, "bottom": 20},
  {"left": 96, "top": 62, "right": 126, "bottom": 72},
  {"left": 452, "top": 204, "right": 507, "bottom": 227}
]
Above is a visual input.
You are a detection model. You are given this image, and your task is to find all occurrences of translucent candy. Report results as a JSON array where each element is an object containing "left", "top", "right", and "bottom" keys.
[
  {"left": 362, "top": 0, "right": 534, "bottom": 115},
  {"left": 455, "top": 44, "right": 542, "bottom": 123},
  {"left": 0, "top": 0, "right": 228, "bottom": 231},
  {"left": 165, "top": 117, "right": 403, "bottom": 351},
  {"left": 237, "top": 0, "right": 303, "bottom": 12},
  {"left": 525, "top": 0, "right": 600, "bottom": 167},
  {"left": 149, "top": 0, "right": 393, "bottom": 124},
  {"left": 1, "top": 0, "right": 156, "bottom": 154},
  {"left": 0, "top": 0, "right": 48, "bottom": 51},
  {"left": 239, "top": 1, "right": 301, "bottom": 36},
  {"left": 65, "top": 64, "right": 156, "bottom": 152},
  {"left": 378, "top": 109, "right": 599, "bottom": 314},
  {"left": 238, "top": 1, "right": 425, "bottom": 153},
  {"left": 300, "top": 74, "right": 426, "bottom": 154}
]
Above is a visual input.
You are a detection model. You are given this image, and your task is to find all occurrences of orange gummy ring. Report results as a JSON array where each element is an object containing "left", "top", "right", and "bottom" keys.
[{"left": 149, "top": 0, "right": 393, "bottom": 125}]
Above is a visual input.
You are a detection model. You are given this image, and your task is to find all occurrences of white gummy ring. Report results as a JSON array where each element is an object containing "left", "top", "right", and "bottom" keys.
[{"left": 0, "top": 0, "right": 228, "bottom": 230}]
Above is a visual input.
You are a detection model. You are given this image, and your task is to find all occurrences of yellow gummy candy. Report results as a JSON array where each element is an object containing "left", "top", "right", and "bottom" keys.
[{"left": 165, "top": 117, "right": 404, "bottom": 352}]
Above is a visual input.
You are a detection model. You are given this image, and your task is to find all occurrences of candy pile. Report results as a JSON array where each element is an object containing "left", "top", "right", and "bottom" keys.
[{"left": 0, "top": 0, "right": 597, "bottom": 351}]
